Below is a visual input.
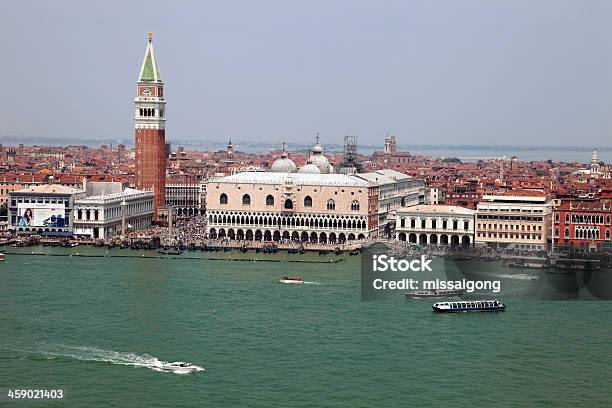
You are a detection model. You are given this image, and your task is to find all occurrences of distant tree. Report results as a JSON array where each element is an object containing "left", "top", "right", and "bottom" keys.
[{"left": 442, "top": 157, "right": 461, "bottom": 163}]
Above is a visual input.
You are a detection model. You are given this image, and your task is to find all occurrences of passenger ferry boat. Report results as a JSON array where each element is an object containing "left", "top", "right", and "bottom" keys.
[
  {"left": 432, "top": 299, "right": 506, "bottom": 313},
  {"left": 405, "top": 289, "right": 464, "bottom": 299}
]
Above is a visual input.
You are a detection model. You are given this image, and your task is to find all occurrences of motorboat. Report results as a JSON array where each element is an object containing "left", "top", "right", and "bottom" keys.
[
  {"left": 158, "top": 362, "right": 204, "bottom": 373},
  {"left": 432, "top": 299, "right": 506, "bottom": 313},
  {"left": 278, "top": 277, "right": 305, "bottom": 284},
  {"left": 405, "top": 289, "right": 464, "bottom": 299}
]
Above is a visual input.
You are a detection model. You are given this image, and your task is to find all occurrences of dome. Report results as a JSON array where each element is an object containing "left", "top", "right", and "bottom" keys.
[
  {"left": 307, "top": 131, "right": 332, "bottom": 173},
  {"left": 308, "top": 152, "right": 331, "bottom": 174},
  {"left": 271, "top": 157, "right": 297, "bottom": 173},
  {"left": 298, "top": 163, "right": 321, "bottom": 174},
  {"left": 270, "top": 142, "right": 297, "bottom": 173}
]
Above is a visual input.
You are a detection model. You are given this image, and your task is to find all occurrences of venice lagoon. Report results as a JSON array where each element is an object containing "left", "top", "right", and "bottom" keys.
[{"left": 0, "top": 247, "right": 610, "bottom": 407}]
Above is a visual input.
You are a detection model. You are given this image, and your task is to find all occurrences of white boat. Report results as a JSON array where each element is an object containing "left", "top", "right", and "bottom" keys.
[
  {"left": 432, "top": 299, "right": 506, "bottom": 313},
  {"left": 405, "top": 289, "right": 464, "bottom": 299},
  {"left": 278, "top": 277, "right": 305, "bottom": 284},
  {"left": 0, "top": 253, "right": 4, "bottom": 261},
  {"left": 158, "top": 362, "right": 204, "bottom": 373}
]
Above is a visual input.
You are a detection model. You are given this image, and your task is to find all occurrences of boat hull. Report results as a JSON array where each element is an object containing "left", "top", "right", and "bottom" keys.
[{"left": 433, "top": 305, "right": 506, "bottom": 313}]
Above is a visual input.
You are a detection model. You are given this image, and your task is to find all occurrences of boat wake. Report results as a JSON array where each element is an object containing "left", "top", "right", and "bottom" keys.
[
  {"left": 303, "top": 281, "right": 321, "bottom": 285},
  {"left": 496, "top": 273, "right": 538, "bottom": 281},
  {"left": 35, "top": 345, "right": 203, "bottom": 374}
]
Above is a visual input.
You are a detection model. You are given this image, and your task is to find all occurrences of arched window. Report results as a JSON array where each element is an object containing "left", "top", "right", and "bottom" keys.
[
  {"left": 564, "top": 228, "right": 569, "bottom": 238},
  {"left": 304, "top": 196, "right": 312, "bottom": 207},
  {"left": 606, "top": 230, "right": 610, "bottom": 240},
  {"left": 266, "top": 195, "right": 274, "bottom": 206},
  {"left": 284, "top": 199, "right": 293, "bottom": 209},
  {"left": 327, "top": 199, "right": 335, "bottom": 211},
  {"left": 220, "top": 193, "right": 228, "bottom": 205},
  {"left": 242, "top": 194, "right": 251, "bottom": 205},
  {"left": 351, "top": 200, "right": 360, "bottom": 211}
]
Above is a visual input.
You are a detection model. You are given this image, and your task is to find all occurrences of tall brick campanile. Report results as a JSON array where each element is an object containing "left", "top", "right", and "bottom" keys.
[{"left": 135, "top": 32, "right": 166, "bottom": 220}]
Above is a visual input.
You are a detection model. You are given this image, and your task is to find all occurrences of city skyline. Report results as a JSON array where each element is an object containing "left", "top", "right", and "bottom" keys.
[{"left": 2, "top": 1, "right": 612, "bottom": 146}]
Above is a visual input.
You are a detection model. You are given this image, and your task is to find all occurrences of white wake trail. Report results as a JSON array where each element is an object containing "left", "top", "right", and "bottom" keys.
[{"left": 39, "top": 345, "right": 203, "bottom": 374}]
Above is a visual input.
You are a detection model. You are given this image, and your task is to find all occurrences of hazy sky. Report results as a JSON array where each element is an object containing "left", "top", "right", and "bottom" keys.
[{"left": 2, "top": 0, "right": 612, "bottom": 147}]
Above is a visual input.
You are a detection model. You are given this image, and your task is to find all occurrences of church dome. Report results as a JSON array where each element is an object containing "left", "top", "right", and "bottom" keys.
[
  {"left": 308, "top": 132, "right": 332, "bottom": 174},
  {"left": 270, "top": 142, "right": 297, "bottom": 173},
  {"left": 308, "top": 153, "right": 331, "bottom": 174},
  {"left": 271, "top": 157, "right": 297, "bottom": 173},
  {"left": 298, "top": 162, "right": 322, "bottom": 174}
]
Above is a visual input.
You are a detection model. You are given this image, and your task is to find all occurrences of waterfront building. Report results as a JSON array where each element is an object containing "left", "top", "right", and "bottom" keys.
[
  {"left": 475, "top": 190, "right": 552, "bottom": 250},
  {"left": 73, "top": 184, "right": 154, "bottom": 239},
  {"left": 396, "top": 205, "right": 475, "bottom": 245},
  {"left": 206, "top": 172, "right": 377, "bottom": 243},
  {"left": 553, "top": 200, "right": 611, "bottom": 247},
  {"left": 354, "top": 169, "right": 424, "bottom": 237},
  {"left": 135, "top": 32, "right": 166, "bottom": 219},
  {"left": 8, "top": 185, "right": 86, "bottom": 234},
  {"left": 164, "top": 181, "right": 206, "bottom": 216}
]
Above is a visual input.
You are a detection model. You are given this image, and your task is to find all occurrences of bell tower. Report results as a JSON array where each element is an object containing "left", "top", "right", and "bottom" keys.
[{"left": 135, "top": 31, "right": 166, "bottom": 220}]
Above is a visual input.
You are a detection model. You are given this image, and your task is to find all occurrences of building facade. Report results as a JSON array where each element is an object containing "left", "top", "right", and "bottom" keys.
[
  {"left": 73, "top": 186, "right": 154, "bottom": 239},
  {"left": 554, "top": 200, "right": 612, "bottom": 247},
  {"left": 396, "top": 205, "right": 475, "bottom": 245},
  {"left": 8, "top": 185, "right": 86, "bottom": 234},
  {"left": 164, "top": 182, "right": 205, "bottom": 217},
  {"left": 354, "top": 169, "right": 425, "bottom": 237},
  {"left": 206, "top": 172, "right": 376, "bottom": 243},
  {"left": 475, "top": 191, "right": 552, "bottom": 250},
  {"left": 135, "top": 32, "right": 166, "bottom": 219}
]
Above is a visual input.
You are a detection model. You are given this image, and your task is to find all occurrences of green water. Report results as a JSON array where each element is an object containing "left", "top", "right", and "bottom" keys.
[{"left": 0, "top": 248, "right": 610, "bottom": 407}]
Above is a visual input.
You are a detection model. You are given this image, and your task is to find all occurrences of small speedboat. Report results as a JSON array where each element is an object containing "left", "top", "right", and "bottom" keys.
[
  {"left": 159, "top": 362, "right": 204, "bottom": 373},
  {"left": 278, "top": 277, "right": 305, "bottom": 284}
]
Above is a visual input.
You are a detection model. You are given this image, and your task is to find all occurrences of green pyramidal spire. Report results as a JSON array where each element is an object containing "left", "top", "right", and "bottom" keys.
[{"left": 138, "top": 32, "right": 162, "bottom": 82}]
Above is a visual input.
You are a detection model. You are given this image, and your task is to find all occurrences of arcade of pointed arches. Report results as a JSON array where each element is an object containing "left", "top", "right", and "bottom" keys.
[{"left": 207, "top": 210, "right": 368, "bottom": 243}]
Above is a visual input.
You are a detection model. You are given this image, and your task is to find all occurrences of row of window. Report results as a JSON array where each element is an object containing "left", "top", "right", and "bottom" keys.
[
  {"left": 139, "top": 108, "right": 164, "bottom": 118},
  {"left": 556, "top": 213, "right": 611, "bottom": 225},
  {"left": 11, "top": 197, "right": 69, "bottom": 207},
  {"left": 477, "top": 232, "right": 542, "bottom": 240},
  {"left": 479, "top": 208, "right": 544, "bottom": 213},
  {"left": 557, "top": 227, "right": 611, "bottom": 240},
  {"left": 220, "top": 194, "right": 360, "bottom": 211},
  {"left": 478, "top": 224, "right": 543, "bottom": 231},
  {"left": 400, "top": 218, "right": 469, "bottom": 231},
  {"left": 478, "top": 215, "right": 544, "bottom": 222}
]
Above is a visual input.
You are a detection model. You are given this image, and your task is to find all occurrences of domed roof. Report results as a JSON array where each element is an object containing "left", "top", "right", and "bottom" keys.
[
  {"left": 308, "top": 153, "right": 331, "bottom": 174},
  {"left": 298, "top": 163, "right": 321, "bottom": 174},
  {"left": 271, "top": 157, "right": 297, "bottom": 173},
  {"left": 308, "top": 131, "right": 332, "bottom": 174},
  {"left": 270, "top": 142, "right": 297, "bottom": 173}
]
